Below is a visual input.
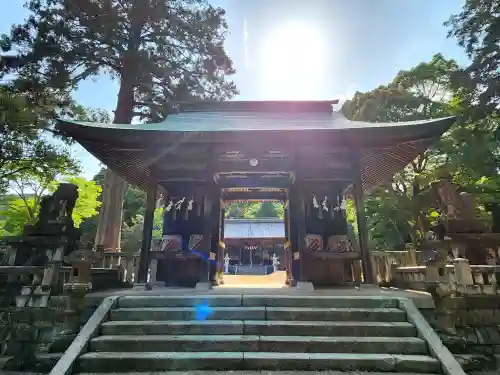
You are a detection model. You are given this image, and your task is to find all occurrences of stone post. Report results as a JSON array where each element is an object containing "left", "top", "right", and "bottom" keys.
[
  {"left": 453, "top": 257, "right": 474, "bottom": 285},
  {"left": 62, "top": 252, "right": 93, "bottom": 334},
  {"left": 146, "top": 258, "right": 158, "bottom": 290},
  {"left": 224, "top": 254, "right": 230, "bottom": 274},
  {"left": 425, "top": 261, "right": 442, "bottom": 282},
  {"left": 272, "top": 253, "right": 280, "bottom": 273},
  {"left": 390, "top": 263, "right": 399, "bottom": 284}
]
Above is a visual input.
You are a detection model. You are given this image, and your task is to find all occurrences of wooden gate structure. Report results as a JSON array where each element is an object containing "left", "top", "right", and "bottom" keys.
[{"left": 56, "top": 100, "right": 455, "bottom": 288}]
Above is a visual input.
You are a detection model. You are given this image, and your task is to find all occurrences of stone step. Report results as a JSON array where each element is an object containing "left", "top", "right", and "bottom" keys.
[
  {"left": 75, "top": 374, "right": 442, "bottom": 375},
  {"left": 117, "top": 295, "right": 244, "bottom": 308},
  {"left": 101, "top": 319, "right": 417, "bottom": 337},
  {"left": 76, "top": 352, "right": 442, "bottom": 373},
  {"left": 109, "top": 307, "right": 407, "bottom": 322},
  {"left": 89, "top": 334, "right": 428, "bottom": 354},
  {"left": 117, "top": 295, "right": 400, "bottom": 309}
]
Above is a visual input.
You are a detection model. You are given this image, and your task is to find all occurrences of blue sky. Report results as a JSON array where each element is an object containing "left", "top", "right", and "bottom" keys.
[{"left": 1, "top": 0, "right": 468, "bottom": 179}]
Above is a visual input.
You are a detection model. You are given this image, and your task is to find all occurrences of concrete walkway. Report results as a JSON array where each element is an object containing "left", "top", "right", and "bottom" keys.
[{"left": 219, "top": 270, "right": 288, "bottom": 288}]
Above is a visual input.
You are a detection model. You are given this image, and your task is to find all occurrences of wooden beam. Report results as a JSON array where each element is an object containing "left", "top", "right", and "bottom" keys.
[
  {"left": 155, "top": 155, "right": 351, "bottom": 174},
  {"left": 216, "top": 158, "right": 294, "bottom": 173},
  {"left": 295, "top": 169, "right": 355, "bottom": 181},
  {"left": 155, "top": 163, "right": 208, "bottom": 171},
  {"left": 155, "top": 166, "right": 353, "bottom": 186},
  {"left": 159, "top": 182, "right": 207, "bottom": 197},
  {"left": 219, "top": 178, "right": 291, "bottom": 189},
  {"left": 156, "top": 170, "right": 212, "bottom": 181},
  {"left": 222, "top": 190, "right": 287, "bottom": 201},
  {"left": 296, "top": 159, "right": 351, "bottom": 170}
]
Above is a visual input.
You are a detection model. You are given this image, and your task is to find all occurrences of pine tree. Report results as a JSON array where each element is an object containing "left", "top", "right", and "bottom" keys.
[{"left": 2, "top": 0, "right": 237, "bottom": 250}]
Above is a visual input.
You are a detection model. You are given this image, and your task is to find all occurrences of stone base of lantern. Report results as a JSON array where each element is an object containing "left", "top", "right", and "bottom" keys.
[
  {"left": 296, "top": 281, "right": 314, "bottom": 291},
  {"left": 195, "top": 281, "right": 213, "bottom": 290}
]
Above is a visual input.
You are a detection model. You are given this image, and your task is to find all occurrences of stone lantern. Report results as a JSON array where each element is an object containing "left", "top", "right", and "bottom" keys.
[{"left": 61, "top": 250, "right": 99, "bottom": 333}]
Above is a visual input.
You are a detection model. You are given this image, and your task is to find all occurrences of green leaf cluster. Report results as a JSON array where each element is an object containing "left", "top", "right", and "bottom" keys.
[{"left": 342, "top": 52, "right": 500, "bottom": 250}]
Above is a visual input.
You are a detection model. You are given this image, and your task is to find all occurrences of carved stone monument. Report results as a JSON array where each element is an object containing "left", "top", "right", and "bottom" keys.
[
  {"left": 24, "top": 183, "right": 79, "bottom": 237},
  {"left": 1, "top": 183, "right": 82, "bottom": 308},
  {"left": 429, "top": 178, "right": 488, "bottom": 234},
  {"left": 420, "top": 177, "right": 499, "bottom": 266}
]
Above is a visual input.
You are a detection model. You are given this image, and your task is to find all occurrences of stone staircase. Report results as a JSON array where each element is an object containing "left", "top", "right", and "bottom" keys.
[{"left": 67, "top": 295, "right": 463, "bottom": 374}]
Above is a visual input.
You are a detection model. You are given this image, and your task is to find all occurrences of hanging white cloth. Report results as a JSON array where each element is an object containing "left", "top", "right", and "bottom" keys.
[
  {"left": 312, "top": 195, "right": 319, "bottom": 208},
  {"left": 165, "top": 200, "right": 173, "bottom": 212},
  {"left": 322, "top": 196, "right": 329, "bottom": 211},
  {"left": 174, "top": 197, "right": 185, "bottom": 210}
]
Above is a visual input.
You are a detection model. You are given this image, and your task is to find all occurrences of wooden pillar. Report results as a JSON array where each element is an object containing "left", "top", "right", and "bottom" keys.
[
  {"left": 209, "top": 189, "right": 222, "bottom": 283},
  {"left": 218, "top": 202, "right": 226, "bottom": 280},
  {"left": 199, "top": 193, "right": 211, "bottom": 282},
  {"left": 289, "top": 182, "right": 306, "bottom": 282},
  {"left": 220, "top": 207, "right": 225, "bottom": 240},
  {"left": 138, "top": 180, "right": 157, "bottom": 283},
  {"left": 284, "top": 199, "right": 292, "bottom": 283},
  {"left": 297, "top": 187, "right": 306, "bottom": 281},
  {"left": 352, "top": 157, "right": 375, "bottom": 284}
]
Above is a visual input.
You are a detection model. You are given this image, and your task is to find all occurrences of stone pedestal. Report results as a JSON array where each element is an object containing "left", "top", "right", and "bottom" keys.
[
  {"left": 195, "top": 281, "right": 212, "bottom": 290},
  {"left": 296, "top": 281, "right": 314, "bottom": 291}
]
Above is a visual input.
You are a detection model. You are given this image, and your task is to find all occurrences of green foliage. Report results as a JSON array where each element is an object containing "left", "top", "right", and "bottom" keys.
[
  {"left": 225, "top": 202, "right": 284, "bottom": 219},
  {"left": 120, "top": 209, "right": 163, "bottom": 253},
  {"left": 54, "top": 176, "right": 102, "bottom": 227},
  {"left": 0, "top": 198, "right": 33, "bottom": 235},
  {"left": 446, "top": 0, "right": 500, "bottom": 118},
  {"left": 0, "top": 86, "right": 81, "bottom": 192},
  {"left": 343, "top": 53, "right": 500, "bottom": 250},
  {"left": 123, "top": 186, "right": 146, "bottom": 226}
]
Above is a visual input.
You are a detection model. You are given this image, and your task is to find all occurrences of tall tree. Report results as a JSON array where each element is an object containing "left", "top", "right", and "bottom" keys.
[
  {"left": 343, "top": 54, "right": 461, "bottom": 248},
  {"left": 446, "top": 0, "right": 500, "bottom": 118},
  {"left": 3, "top": 0, "right": 237, "bottom": 251},
  {"left": 0, "top": 84, "right": 83, "bottom": 192},
  {"left": 446, "top": 0, "right": 500, "bottom": 227}
]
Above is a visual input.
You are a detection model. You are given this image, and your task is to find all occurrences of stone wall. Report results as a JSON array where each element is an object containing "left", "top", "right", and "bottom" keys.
[
  {"left": 0, "top": 296, "right": 102, "bottom": 373},
  {"left": 421, "top": 294, "right": 500, "bottom": 373}
]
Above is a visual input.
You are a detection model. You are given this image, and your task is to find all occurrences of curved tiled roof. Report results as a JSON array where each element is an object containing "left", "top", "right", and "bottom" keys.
[
  {"left": 58, "top": 111, "right": 453, "bottom": 132},
  {"left": 55, "top": 101, "right": 455, "bottom": 192}
]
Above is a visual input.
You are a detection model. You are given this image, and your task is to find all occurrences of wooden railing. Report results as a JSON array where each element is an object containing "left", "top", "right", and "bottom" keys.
[
  {"left": 371, "top": 250, "right": 424, "bottom": 283},
  {"left": 94, "top": 250, "right": 140, "bottom": 284},
  {"left": 5, "top": 245, "right": 496, "bottom": 296}
]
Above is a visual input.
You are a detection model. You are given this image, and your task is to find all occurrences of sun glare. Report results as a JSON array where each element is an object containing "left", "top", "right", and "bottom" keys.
[{"left": 261, "top": 21, "right": 327, "bottom": 100}]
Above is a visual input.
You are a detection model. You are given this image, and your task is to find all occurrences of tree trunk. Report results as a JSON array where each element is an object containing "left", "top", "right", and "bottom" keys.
[
  {"left": 94, "top": 73, "right": 135, "bottom": 251},
  {"left": 94, "top": 170, "right": 126, "bottom": 250}
]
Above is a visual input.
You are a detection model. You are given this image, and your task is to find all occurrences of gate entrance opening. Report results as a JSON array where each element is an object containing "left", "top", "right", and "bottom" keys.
[{"left": 220, "top": 197, "right": 286, "bottom": 287}]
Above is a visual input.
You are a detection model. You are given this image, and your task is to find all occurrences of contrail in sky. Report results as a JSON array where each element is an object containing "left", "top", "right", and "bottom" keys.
[{"left": 243, "top": 16, "right": 249, "bottom": 68}]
